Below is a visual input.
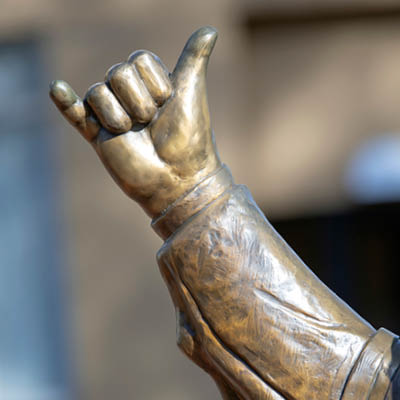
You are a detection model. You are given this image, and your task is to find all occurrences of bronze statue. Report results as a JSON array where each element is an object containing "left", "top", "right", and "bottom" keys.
[{"left": 50, "top": 26, "right": 400, "bottom": 399}]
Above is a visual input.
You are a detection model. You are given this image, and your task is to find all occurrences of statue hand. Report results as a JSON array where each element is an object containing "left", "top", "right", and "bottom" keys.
[{"left": 50, "top": 26, "right": 221, "bottom": 218}]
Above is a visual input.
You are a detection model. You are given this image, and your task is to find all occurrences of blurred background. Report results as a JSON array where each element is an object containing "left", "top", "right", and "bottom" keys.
[{"left": 1, "top": 0, "right": 400, "bottom": 399}]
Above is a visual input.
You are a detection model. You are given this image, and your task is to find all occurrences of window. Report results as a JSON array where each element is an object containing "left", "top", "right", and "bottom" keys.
[{"left": 0, "top": 39, "right": 70, "bottom": 400}]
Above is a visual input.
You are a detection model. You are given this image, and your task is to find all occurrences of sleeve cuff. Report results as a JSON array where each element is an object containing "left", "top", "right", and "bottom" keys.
[
  {"left": 342, "top": 327, "right": 400, "bottom": 399},
  {"left": 151, "top": 165, "right": 233, "bottom": 239}
]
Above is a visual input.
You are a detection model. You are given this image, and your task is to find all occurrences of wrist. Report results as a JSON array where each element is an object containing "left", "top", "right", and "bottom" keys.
[{"left": 152, "top": 165, "right": 233, "bottom": 239}]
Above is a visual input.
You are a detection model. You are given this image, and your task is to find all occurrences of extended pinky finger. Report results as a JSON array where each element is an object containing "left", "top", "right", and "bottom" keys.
[{"left": 49, "top": 80, "right": 99, "bottom": 142}]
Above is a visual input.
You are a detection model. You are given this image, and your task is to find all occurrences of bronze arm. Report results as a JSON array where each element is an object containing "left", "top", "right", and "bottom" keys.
[
  {"left": 155, "top": 165, "right": 400, "bottom": 399},
  {"left": 50, "top": 27, "right": 400, "bottom": 399}
]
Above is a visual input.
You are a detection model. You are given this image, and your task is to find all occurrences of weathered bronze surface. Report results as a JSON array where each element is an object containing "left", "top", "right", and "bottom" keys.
[{"left": 50, "top": 27, "right": 400, "bottom": 399}]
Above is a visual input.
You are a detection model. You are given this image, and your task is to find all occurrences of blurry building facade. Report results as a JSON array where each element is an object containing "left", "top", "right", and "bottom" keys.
[{"left": 1, "top": 1, "right": 400, "bottom": 399}]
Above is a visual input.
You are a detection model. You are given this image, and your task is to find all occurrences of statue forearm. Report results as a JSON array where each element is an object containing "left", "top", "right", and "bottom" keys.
[
  {"left": 155, "top": 165, "right": 400, "bottom": 400},
  {"left": 51, "top": 26, "right": 400, "bottom": 399}
]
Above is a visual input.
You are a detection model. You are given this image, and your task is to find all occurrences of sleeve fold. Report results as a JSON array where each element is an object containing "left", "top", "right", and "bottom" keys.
[{"left": 154, "top": 172, "right": 398, "bottom": 400}]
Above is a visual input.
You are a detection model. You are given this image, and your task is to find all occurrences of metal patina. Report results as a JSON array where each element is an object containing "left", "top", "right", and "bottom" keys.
[{"left": 51, "top": 27, "right": 400, "bottom": 399}]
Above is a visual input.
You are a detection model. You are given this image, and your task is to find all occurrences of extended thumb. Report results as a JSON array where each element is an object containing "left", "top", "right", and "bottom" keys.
[{"left": 172, "top": 26, "right": 218, "bottom": 84}]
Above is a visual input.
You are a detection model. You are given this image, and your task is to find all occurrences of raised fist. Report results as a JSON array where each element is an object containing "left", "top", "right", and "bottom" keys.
[{"left": 50, "top": 27, "right": 221, "bottom": 218}]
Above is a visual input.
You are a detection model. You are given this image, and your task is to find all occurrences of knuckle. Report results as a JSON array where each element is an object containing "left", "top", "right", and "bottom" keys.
[
  {"left": 66, "top": 100, "right": 85, "bottom": 126},
  {"left": 106, "top": 62, "right": 131, "bottom": 87},
  {"left": 130, "top": 51, "right": 172, "bottom": 107},
  {"left": 107, "top": 61, "right": 157, "bottom": 124},
  {"left": 85, "top": 82, "right": 132, "bottom": 134},
  {"left": 127, "top": 49, "right": 153, "bottom": 64},
  {"left": 85, "top": 81, "right": 106, "bottom": 100},
  {"left": 138, "top": 102, "right": 157, "bottom": 123}
]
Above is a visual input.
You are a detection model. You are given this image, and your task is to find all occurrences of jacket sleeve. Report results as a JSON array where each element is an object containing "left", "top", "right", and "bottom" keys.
[{"left": 153, "top": 166, "right": 400, "bottom": 400}]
